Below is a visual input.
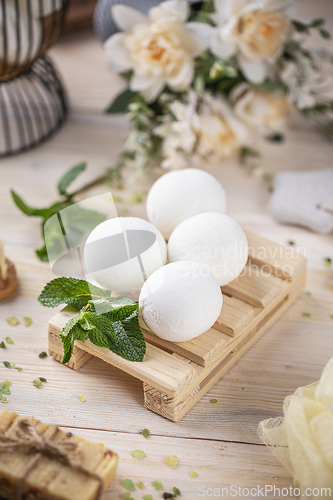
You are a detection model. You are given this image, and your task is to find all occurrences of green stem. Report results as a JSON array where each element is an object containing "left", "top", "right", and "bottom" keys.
[
  {"left": 63, "top": 161, "right": 124, "bottom": 203},
  {"left": 64, "top": 173, "right": 109, "bottom": 202}
]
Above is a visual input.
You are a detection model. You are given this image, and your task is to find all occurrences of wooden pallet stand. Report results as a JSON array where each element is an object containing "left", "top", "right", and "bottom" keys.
[{"left": 48, "top": 231, "right": 306, "bottom": 422}]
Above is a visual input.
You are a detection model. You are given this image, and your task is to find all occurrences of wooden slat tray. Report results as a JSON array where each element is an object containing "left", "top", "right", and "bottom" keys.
[{"left": 48, "top": 232, "right": 306, "bottom": 421}]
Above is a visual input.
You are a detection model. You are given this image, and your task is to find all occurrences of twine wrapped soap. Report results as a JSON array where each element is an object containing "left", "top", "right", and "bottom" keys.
[{"left": 0, "top": 411, "right": 118, "bottom": 500}]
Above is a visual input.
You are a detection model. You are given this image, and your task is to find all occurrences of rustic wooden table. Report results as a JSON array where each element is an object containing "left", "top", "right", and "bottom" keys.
[{"left": 0, "top": 1, "right": 333, "bottom": 498}]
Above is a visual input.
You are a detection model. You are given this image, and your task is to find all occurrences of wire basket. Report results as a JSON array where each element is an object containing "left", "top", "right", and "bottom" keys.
[
  {"left": 0, "top": 0, "right": 69, "bottom": 156},
  {"left": 0, "top": 55, "right": 67, "bottom": 156}
]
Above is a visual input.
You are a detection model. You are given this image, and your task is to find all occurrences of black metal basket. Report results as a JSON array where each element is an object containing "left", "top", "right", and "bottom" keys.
[{"left": 0, "top": 0, "right": 69, "bottom": 157}]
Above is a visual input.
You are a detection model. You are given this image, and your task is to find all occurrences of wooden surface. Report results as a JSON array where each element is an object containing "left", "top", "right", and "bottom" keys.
[
  {"left": 0, "top": 0, "right": 333, "bottom": 497},
  {"left": 48, "top": 235, "right": 306, "bottom": 421}
]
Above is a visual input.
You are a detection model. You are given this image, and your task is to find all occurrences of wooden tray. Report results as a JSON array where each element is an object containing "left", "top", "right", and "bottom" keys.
[{"left": 48, "top": 231, "right": 306, "bottom": 422}]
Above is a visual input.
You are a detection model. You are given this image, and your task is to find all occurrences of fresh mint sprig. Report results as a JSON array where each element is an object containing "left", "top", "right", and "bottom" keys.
[
  {"left": 38, "top": 277, "right": 111, "bottom": 310},
  {"left": 38, "top": 277, "right": 146, "bottom": 364},
  {"left": 11, "top": 162, "right": 122, "bottom": 262}
]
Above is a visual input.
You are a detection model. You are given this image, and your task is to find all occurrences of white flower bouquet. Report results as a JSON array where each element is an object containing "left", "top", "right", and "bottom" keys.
[{"left": 104, "top": 0, "right": 333, "bottom": 171}]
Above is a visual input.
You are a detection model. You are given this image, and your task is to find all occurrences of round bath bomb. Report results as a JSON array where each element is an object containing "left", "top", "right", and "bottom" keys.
[
  {"left": 139, "top": 261, "right": 223, "bottom": 342},
  {"left": 146, "top": 169, "right": 227, "bottom": 240},
  {"left": 168, "top": 213, "right": 248, "bottom": 287},
  {"left": 84, "top": 217, "right": 167, "bottom": 293}
]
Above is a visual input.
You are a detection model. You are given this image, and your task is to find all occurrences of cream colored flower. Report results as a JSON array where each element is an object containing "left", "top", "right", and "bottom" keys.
[
  {"left": 160, "top": 91, "right": 250, "bottom": 169},
  {"left": 210, "top": 0, "right": 296, "bottom": 83},
  {"left": 231, "top": 82, "right": 289, "bottom": 134},
  {"left": 196, "top": 107, "right": 247, "bottom": 159},
  {"left": 104, "top": 0, "right": 211, "bottom": 103}
]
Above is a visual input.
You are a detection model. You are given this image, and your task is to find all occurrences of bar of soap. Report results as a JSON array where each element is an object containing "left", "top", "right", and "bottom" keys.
[
  {"left": 168, "top": 213, "right": 248, "bottom": 286},
  {"left": 0, "top": 411, "right": 118, "bottom": 500},
  {"left": 146, "top": 169, "right": 227, "bottom": 239},
  {"left": 139, "top": 261, "right": 223, "bottom": 342}
]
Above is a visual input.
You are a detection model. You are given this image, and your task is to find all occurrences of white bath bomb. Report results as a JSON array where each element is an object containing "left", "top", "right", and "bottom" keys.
[
  {"left": 139, "top": 261, "right": 223, "bottom": 342},
  {"left": 84, "top": 217, "right": 167, "bottom": 293},
  {"left": 146, "top": 168, "right": 227, "bottom": 239},
  {"left": 168, "top": 213, "right": 248, "bottom": 287}
]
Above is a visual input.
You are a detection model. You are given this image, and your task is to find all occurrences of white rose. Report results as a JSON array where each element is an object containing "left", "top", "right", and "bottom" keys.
[
  {"left": 195, "top": 98, "right": 249, "bottom": 159},
  {"left": 231, "top": 82, "right": 289, "bottom": 134},
  {"left": 210, "top": 0, "right": 296, "bottom": 83},
  {"left": 160, "top": 91, "right": 251, "bottom": 169},
  {"left": 104, "top": 0, "right": 211, "bottom": 103}
]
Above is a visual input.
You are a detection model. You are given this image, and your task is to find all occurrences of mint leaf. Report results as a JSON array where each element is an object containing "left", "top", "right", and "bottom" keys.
[
  {"left": 38, "top": 277, "right": 111, "bottom": 310},
  {"left": 60, "top": 314, "right": 87, "bottom": 364},
  {"left": 104, "top": 304, "right": 139, "bottom": 322},
  {"left": 57, "top": 162, "right": 87, "bottom": 196},
  {"left": 43, "top": 204, "right": 105, "bottom": 262},
  {"left": 110, "top": 308, "right": 146, "bottom": 362},
  {"left": 35, "top": 244, "right": 48, "bottom": 262},
  {"left": 11, "top": 190, "right": 50, "bottom": 217},
  {"left": 81, "top": 312, "right": 117, "bottom": 347},
  {"left": 58, "top": 291, "right": 145, "bottom": 364},
  {"left": 106, "top": 89, "right": 136, "bottom": 114},
  {"left": 112, "top": 295, "right": 136, "bottom": 309},
  {"left": 88, "top": 298, "right": 113, "bottom": 314},
  {"left": 89, "top": 296, "right": 135, "bottom": 315}
]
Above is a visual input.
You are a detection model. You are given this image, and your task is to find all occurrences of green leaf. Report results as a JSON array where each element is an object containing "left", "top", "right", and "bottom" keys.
[
  {"left": 89, "top": 296, "right": 135, "bottom": 314},
  {"left": 240, "top": 146, "right": 262, "bottom": 163},
  {"left": 82, "top": 312, "right": 117, "bottom": 347},
  {"left": 292, "top": 20, "right": 309, "bottom": 33},
  {"left": 57, "top": 293, "right": 145, "bottom": 365},
  {"left": 43, "top": 204, "right": 105, "bottom": 263},
  {"left": 88, "top": 298, "right": 114, "bottom": 314},
  {"left": 320, "top": 28, "right": 331, "bottom": 39},
  {"left": 10, "top": 190, "right": 49, "bottom": 217},
  {"left": 106, "top": 89, "right": 136, "bottom": 114},
  {"left": 38, "top": 277, "right": 111, "bottom": 310},
  {"left": 57, "top": 162, "right": 87, "bottom": 196},
  {"left": 104, "top": 304, "right": 138, "bottom": 322},
  {"left": 254, "top": 80, "right": 286, "bottom": 92},
  {"left": 311, "top": 18, "right": 325, "bottom": 27},
  {"left": 35, "top": 244, "right": 49, "bottom": 262},
  {"left": 60, "top": 314, "right": 88, "bottom": 364},
  {"left": 266, "top": 133, "right": 284, "bottom": 143},
  {"left": 109, "top": 308, "right": 146, "bottom": 362}
]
